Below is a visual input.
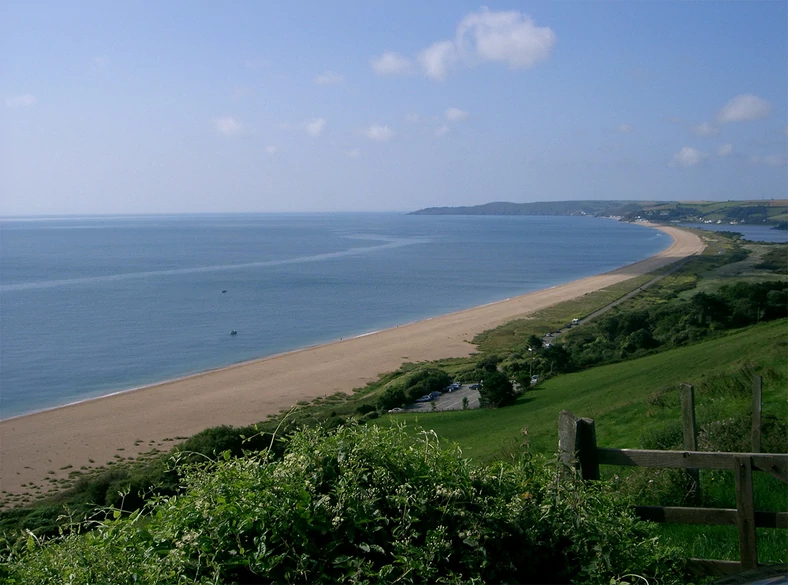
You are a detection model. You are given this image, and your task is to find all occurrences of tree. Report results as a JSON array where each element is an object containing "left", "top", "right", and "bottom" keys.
[{"left": 478, "top": 370, "right": 516, "bottom": 408}]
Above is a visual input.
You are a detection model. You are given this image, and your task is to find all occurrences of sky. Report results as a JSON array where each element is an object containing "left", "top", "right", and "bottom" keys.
[{"left": 2, "top": 1, "right": 787, "bottom": 215}]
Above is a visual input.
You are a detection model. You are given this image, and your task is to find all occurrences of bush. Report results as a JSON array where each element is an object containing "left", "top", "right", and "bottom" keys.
[{"left": 2, "top": 424, "right": 685, "bottom": 584}]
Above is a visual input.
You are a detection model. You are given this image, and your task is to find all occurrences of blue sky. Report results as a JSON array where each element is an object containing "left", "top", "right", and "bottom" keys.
[{"left": 2, "top": 1, "right": 786, "bottom": 214}]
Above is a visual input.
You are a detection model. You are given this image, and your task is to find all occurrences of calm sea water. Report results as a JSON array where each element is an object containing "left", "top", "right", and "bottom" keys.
[
  {"left": 679, "top": 223, "right": 787, "bottom": 243},
  {"left": 0, "top": 213, "right": 670, "bottom": 419}
]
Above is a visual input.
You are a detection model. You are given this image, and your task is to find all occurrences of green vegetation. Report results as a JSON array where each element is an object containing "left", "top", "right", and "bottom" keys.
[
  {"left": 411, "top": 199, "right": 788, "bottom": 226},
  {"left": 1, "top": 425, "right": 687, "bottom": 584},
  {"left": 2, "top": 229, "right": 786, "bottom": 579}
]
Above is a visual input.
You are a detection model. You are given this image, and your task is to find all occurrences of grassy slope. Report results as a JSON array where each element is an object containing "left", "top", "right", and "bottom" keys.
[
  {"left": 380, "top": 319, "right": 788, "bottom": 563},
  {"left": 384, "top": 319, "right": 787, "bottom": 460}
]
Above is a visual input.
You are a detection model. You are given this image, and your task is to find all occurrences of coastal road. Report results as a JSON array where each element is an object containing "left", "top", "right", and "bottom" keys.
[{"left": 402, "top": 384, "right": 481, "bottom": 413}]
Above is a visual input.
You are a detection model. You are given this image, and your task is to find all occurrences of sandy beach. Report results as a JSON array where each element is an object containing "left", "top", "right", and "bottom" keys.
[{"left": 0, "top": 225, "right": 704, "bottom": 499}]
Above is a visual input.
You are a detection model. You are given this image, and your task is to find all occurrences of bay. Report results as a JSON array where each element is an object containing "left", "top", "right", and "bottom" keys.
[
  {"left": 678, "top": 222, "right": 787, "bottom": 243},
  {"left": 0, "top": 213, "right": 670, "bottom": 419}
]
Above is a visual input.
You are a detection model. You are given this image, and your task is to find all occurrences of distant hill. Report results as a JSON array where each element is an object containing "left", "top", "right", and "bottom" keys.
[{"left": 410, "top": 199, "right": 788, "bottom": 226}]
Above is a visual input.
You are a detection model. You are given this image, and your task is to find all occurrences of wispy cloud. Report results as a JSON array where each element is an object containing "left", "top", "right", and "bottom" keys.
[
  {"left": 93, "top": 55, "right": 110, "bottom": 69},
  {"left": 363, "top": 124, "right": 394, "bottom": 141},
  {"left": 404, "top": 113, "right": 421, "bottom": 123},
  {"left": 435, "top": 124, "right": 450, "bottom": 137},
  {"left": 617, "top": 123, "right": 634, "bottom": 134},
  {"left": 346, "top": 148, "right": 360, "bottom": 158},
  {"left": 314, "top": 71, "right": 344, "bottom": 85},
  {"left": 214, "top": 117, "right": 243, "bottom": 136},
  {"left": 5, "top": 94, "right": 36, "bottom": 108},
  {"left": 671, "top": 146, "right": 708, "bottom": 167},
  {"left": 690, "top": 122, "right": 718, "bottom": 136},
  {"left": 370, "top": 51, "right": 413, "bottom": 76},
  {"left": 446, "top": 107, "right": 469, "bottom": 121},
  {"left": 717, "top": 94, "right": 772, "bottom": 124},
  {"left": 265, "top": 145, "right": 278, "bottom": 155},
  {"left": 717, "top": 144, "right": 733, "bottom": 157},
  {"left": 751, "top": 154, "right": 787, "bottom": 167},
  {"left": 417, "top": 8, "right": 556, "bottom": 81},
  {"left": 244, "top": 57, "right": 267, "bottom": 70},
  {"left": 305, "top": 118, "right": 327, "bottom": 137}
]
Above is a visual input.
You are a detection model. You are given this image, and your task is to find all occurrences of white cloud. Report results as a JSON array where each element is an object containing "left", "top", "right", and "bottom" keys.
[
  {"left": 304, "top": 118, "right": 326, "bottom": 137},
  {"left": 314, "top": 70, "right": 344, "bottom": 85},
  {"left": 435, "top": 125, "right": 450, "bottom": 137},
  {"left": 717, "top": 144, "right": 733, "bottom": 157},
  {"left": 214, "top": 116, "right": 242, "bottom": 136},
  {"left": 717, "top": 94, "right": 772, "bottom": 124},
  {"left": 617, "top": 123, "right": 634, "bottom": 134},
  {"left": 446, "top": 107, "right": 469, "bottom": 121},
  {"left": 751, "top": 154, "right": 787, "bottom": 167},
  {"left": 690, "top": 122, "right": 718, "bottom": 137},
  {"left": 346, "top": 148, "right": 360, "bottom": 158},
  {"left": 265, "top": 145, "right": 278, "bottom": 155},
  {"left": 93, "top": 55, "right": 110, "bottom": 69},
  {"left": 5, "top": 94, "right": 36, "bottom": 107},
  {"left": 404, "top": 113, "right": 421, "bottom": 123},
  {"left": 456, "top": 8, "right": 556, "bottom": 69},
  {"left": 419, "top": 41, "right": 458, "bottom": 81},
  {"left": 363, "top": 124, "right": 394, "bottom": 141},
  {"left": 671, "top": 146, "right": 708, "bottom": 167},
  {"left": 377, "top": 8, "right": 554, "bottom": 81},
  {"left": 370, "top": 51, "right": 413, "bottom": 76}
]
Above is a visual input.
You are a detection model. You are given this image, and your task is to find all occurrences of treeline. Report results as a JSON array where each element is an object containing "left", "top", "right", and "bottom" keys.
[{"left": 545, "top": 281, "right": 787, "bottom": 373}]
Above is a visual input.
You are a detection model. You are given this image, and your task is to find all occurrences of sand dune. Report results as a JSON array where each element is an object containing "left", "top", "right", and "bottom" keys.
[{"left": 0, "top": 225, "right": 704, "bottom": 499}]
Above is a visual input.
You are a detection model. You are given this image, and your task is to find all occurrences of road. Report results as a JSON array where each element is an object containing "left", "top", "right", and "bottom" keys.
[{"left": 399, "top": 384, "right": 481, "bottom": 413}]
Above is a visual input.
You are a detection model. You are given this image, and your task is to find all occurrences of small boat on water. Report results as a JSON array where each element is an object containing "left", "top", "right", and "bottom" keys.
[{"left": 230, "top": 330, "right": 237, "bottom": 336}]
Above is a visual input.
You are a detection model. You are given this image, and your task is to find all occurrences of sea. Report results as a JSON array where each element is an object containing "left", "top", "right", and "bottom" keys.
[
  {"left": 0, "top": 213, "right": 671, "bottom": 419},
  {"left": 678, "top": 223, "right": 787, "bottom": 244}
]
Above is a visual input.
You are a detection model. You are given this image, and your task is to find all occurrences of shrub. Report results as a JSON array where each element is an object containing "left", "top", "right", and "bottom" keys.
[{"left": 2, "top": 424, "right": 685, "bottom": 584}]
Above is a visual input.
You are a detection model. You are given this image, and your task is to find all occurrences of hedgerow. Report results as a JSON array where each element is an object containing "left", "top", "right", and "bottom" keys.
[{"left": 2, "top": 423, "right": 686, "bottom": 584}]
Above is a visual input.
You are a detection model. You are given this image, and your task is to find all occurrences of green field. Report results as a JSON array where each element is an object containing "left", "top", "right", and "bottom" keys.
[{"left": 378, "top": 319, "right": 788, "bottom": 564}]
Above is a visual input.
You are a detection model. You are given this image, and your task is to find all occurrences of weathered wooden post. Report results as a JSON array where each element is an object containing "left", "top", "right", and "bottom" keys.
[
  {"left": 558, "top": 410, "right": 599, "bottom": 480},
  {"left": 752, "top": 376, "right": 762, "bottom": 454},
  {"left": 733, "top": 455, "right": 758, "bottom": 571},
  {"left": 681, "top": 383, "right": 701, "bottom": 504}
]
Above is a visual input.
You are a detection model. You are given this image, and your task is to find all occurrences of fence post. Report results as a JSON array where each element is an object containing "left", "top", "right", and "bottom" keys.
[
  {"left": 559, "top": 410, "right": 579, "bottom": 474},
  {"left": 681, "top": 384, "right": 701, "bottom": 504},
  {"left": 558, "top": 410, "right": 599, "bottom": 480},
  {"left": 752, "top": 376, "right": 762, "bottom": 453},
  {"left": 576, "top": 418, "right": 600, "bottom": 480},
  {"left": 733, "top": 455, "right": 758, "bottom": 571}
]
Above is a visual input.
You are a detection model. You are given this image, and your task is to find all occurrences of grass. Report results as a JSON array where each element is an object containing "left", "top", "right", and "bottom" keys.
[
  {"left": 381, "top": 320, "right": 787, "bottom": 458},
  {"left": 377, "top": 319, "right": 788, "bottom": 564},
  {"left": 474, "top": 274, "right": 655, "bottom": 354}
]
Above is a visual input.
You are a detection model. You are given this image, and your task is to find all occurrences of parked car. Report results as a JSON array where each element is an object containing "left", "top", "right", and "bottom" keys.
[
  {"left": 387, "top": 407, "right": 403, "bottom": 413},
  {"left": 531, "top": 375, "right": 540, "bottom": 384},
  {"left": 469, "top": 383, "right": 481, "bottom": 390},
  {"left": 430, "top": 391, "right": 442, "bottom": 399},
  {"left": 415, "top": 395, "right": 432, "bottom": 403}
]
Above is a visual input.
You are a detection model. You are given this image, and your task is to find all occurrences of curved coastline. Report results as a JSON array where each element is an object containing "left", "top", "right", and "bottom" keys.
[{"left": 0, "top": 224, "right": 705, "bottom": 498}]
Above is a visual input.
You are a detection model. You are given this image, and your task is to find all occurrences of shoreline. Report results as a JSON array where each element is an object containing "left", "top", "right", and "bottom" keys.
[{"left": 0, "top": 224, "right": 705, "bottom": 499}]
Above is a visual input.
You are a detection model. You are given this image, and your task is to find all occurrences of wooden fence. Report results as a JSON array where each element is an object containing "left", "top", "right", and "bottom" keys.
[{"left": 558, "top": 406, "right": 788, "bottom": 577}]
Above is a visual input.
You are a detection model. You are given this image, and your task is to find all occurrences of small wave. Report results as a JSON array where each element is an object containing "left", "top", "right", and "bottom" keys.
[{"left": 1, "top": 236, "right": 430, "bottom": 292}]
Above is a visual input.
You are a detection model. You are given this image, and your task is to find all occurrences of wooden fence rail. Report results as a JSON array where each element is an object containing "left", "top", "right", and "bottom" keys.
[{"left": 558, "top": 410, "right": 788, "bottom": 577}]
